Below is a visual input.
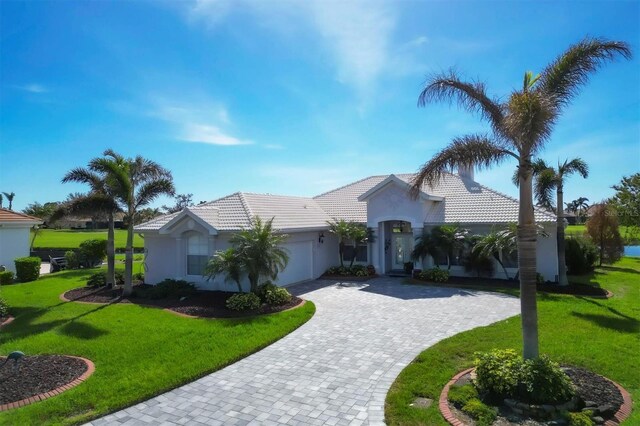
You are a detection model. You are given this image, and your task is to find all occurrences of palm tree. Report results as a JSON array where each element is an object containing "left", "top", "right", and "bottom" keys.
[
  {"left": 348, "top": 224, "right": 369, "bottom": 268},
  {"left": 230, "top": 216, "right": 289, "bottom": 293},
  {"left": 91, "top": 150, "right": 175, "bottom": 296},
  {"left": 204, "top": 248, "right": 244, "bottom": 293},
  {"left": 529, "top": 158, "right": 589, "bottom": 286},
  {"left": 327, "top": 219, "right": 353, "bottom": 268},
  {"left": 411, "top": 229, "right": 440, "bottom": 267},
  {"left": 56, "top": 166, "right": 121, "bottom": 288},
  {"left": 410, "top": 37, "right": 630, "bottom": 359},
  {"left": 432, "top": 225, "right": 469, "bottom": 270},
  {"left": 0, "top": 193, "right": 3, "bottom": 208},
  {"left": 473, "top": 229, "right": 517, "bottom": 279},
  {"left": 575, "top": 197, "right": 590, "bottom": 222},
  {"left": 2, "top": 192, "right": 15, "bottom": 210}
]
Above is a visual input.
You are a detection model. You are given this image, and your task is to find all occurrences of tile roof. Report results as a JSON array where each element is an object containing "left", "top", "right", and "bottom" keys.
[
  {"left": 0, "top": 208, "right": 43, "bottom": 224},
  {"left": 135, "top": 172, "right": 556, "bottom": 232}
]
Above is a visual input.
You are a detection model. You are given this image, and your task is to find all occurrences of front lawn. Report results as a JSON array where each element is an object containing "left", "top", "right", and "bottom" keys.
[
  {"left": 385, "top": 257, "right": 639, "bottom": 425},
  {"left": 566, "top": 224, "right": 639, "bottom": 244},
  {"left": 0, "top": 269, "right": 315, "bottom": 425},
  {"left": 31, "top": 229, "right": 144, "bottom": 249}
]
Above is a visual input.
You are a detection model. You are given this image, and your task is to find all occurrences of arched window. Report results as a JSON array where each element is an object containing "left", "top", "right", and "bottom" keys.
[{"left": 186, "top": 233, "right": 208, "bottom": 275}]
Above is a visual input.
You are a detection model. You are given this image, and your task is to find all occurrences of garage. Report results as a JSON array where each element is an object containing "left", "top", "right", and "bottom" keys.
[{"left": 277, "top": 240, "right": 314, "bottom": 286}]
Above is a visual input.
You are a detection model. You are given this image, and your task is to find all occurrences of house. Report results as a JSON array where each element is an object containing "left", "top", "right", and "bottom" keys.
[
  {"left": 56, "top": 212, "right": 126, "bottom": 229},
  {"left": 0, "top": 209, "right": 43, "bottom": 273},
  {"left": 135, "top": 168, "right": 559, "bottom": 291}
]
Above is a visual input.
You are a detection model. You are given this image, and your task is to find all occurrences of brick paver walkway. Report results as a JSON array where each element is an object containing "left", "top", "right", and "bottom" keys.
[{"left": 88, "top": 278, "right": 520, "bottom": 426}]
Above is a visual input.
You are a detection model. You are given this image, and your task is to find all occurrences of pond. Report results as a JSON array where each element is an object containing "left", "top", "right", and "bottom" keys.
[{"left": 624, "top": 245, "right": 640, "bottom": 257}]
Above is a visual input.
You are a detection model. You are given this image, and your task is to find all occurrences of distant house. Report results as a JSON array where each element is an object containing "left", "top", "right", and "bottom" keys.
[
  {"left": 0, "top": 209, "right": 42, "bottom": 273},
  {"left": 56, "top": 212, "right": 125, "bottom": 229},
  {"left": 135, "top": 168, "right": 559, "bottom": 291}
]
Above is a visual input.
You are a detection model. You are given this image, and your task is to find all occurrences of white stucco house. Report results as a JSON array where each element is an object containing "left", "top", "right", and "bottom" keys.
[
  {"left": 135, "top": 168, "right": 559, "bottom": 291},
  {"left": 0, "top": 209, "right": 42, "bottom": 273}
]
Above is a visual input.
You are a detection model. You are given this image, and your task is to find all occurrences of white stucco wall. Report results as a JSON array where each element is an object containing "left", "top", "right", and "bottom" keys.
[
  {"left": 0, "top": 226, "right": 31, "bottom": 273},
  {"left": 365, "top": 184, "right": 433, "bottom": 229}
]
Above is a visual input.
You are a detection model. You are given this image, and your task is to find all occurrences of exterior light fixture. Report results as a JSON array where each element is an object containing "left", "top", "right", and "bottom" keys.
[{"left": 318, "top": 231, "right": 325, "bottom": 244}]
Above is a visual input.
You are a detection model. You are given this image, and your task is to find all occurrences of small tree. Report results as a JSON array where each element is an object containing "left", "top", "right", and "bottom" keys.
[
  {"left": 473, "top": 229, "right": 517, "bottom": 279},
  {"left": 411, "top": 229, "right": 440, "bottom": 268},
  {"left": 162, "top": 193, "right": 194, "bottom": 214},
  {"left": 610, "top": 173, "right": 640, "bottom": 228},
  {"left": 327, "top": 219, "right": 352, "bottom": 268},
  {"left": 347, "top": 224, "right": 369, "bottom": 268},
  {"left": 587, "top": 204, "right": 624, "bottom": 265},
  {"left": 432, "top": 225, "right": 469, "bottom": 270},
  {"left": 204, "top": 248, "right": 244, "bottom": 293}
]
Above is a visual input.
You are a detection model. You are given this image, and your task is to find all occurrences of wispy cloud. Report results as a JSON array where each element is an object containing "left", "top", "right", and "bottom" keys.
[
  {"left": 181, "top": 123, "right": 251, "bottom": 146},
  {"left": 15, "top": 83, "right": 48, "bottom": 93}
]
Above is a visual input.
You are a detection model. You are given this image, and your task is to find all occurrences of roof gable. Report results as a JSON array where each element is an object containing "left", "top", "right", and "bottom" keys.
[
  {"left": 158, "top": 206, "right": 220, "bottom": 235},
  {"left": 357, "top": 174, "right": 443, "bottom": 202}
]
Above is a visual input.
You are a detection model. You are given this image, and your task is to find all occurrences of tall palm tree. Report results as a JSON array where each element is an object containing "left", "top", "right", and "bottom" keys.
[
  {"left": 56, "top": 167, "right": 121, "bottom": 288},
  {"left": 204, "top": 248, "right": 244, "bottom": 293},
  {"left": 575, "top": 197, "right": 590, "bottom": 222},
  {"left": 230, "top": 216, "right": 289, "bottom": 293},
  {"left": 91, "top": 150, "right": 175, "bottom": 296},
  {"left": 2, "top": 192, "right": 15, "bottom": 210},
  {"left": 411, "top": 37, "right": 630, "bottom": 359},
  {"left": 529, "top": 158, "right": 589, "bottom": 286}
]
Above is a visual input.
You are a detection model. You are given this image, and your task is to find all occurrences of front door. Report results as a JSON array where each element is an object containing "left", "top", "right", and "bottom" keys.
[{"left": 391, "top": 234, "right": 413, "bottom": 270}]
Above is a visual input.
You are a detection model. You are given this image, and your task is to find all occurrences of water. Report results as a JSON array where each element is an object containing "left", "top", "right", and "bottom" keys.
[{"left": 624, "top": 245, "right": 640, "bottom": 257}]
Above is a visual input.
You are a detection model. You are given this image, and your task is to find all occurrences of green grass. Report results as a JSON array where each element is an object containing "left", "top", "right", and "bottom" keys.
[
  {"left": 566, "top": 224, "right": 640, "bottom": 244},
  {"left": 385, "top": 257, "right": 640, "bottom": 425},
  {"left": 31, "top": 229, "right": 144, "bottom": 249},
  {"left": 0, "top": 268, "right": 315, "bottom": 425}
]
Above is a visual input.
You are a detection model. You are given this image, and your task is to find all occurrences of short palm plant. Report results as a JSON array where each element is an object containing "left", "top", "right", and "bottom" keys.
[
  {"left": 473, "top": 229, "right": 517, "bottom": 280},
  {"left": 204, "top": 248, "right": 244, "bottom": 293},
  {"left": 411, "top": 37, "right": 630, "bottom": 359},
  {"left": 327, "top": 218, "right": 352, "bottom": 268},
  {"left": 411, "top": 229, "right": 440, "bottom": 267},
  {"left": 432, "top": 225, "right": 469, "bottom": 270}
]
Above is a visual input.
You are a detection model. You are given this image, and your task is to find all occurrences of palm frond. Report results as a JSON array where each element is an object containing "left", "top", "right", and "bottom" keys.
[
  {"left": 534, "top": 168, "right": 557, "bottom": 211},
  {"left": 559, "top": 157, "right": 589, "bottom": 179},
  {"left": 90, "top": 157, "right": 132, "bottom": 201},
  {"left": 537, "top": 37, "right": 632, "bottom": 110},
  {"left": 135, "top": 179, "right": 175, "bottom": 209},
  {"left": 61, "top": 167, "right": 103, "bottom": 191},
  {"left": 418, "top": 69, "right": 506, "bottom": 137},
  {"left": 504, "top": 90, "right": 556, "bottom": 154},
  {"left": 410, "top": 134, "right": 517, "bottom": 196}
]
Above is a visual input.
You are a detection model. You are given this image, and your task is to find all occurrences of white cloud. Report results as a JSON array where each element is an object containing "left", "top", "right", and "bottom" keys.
[
  {"left": 181, "top": 123, "right": 252, "bottom": 146},
  {"left": 16, "top": 83, "right": 48, "bottom": 93}
]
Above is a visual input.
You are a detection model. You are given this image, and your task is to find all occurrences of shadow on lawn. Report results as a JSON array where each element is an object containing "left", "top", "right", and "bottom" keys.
[
  {"left": 570, "top": 311, "right": 640, "bottom": 334},
  {"left": 599, "top": 265, "right": 640, "bottom": 275}
]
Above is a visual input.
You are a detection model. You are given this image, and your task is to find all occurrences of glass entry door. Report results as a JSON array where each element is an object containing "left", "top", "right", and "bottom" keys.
[{"left": 391, "top": 234, "right": 413, "bottom": 270}]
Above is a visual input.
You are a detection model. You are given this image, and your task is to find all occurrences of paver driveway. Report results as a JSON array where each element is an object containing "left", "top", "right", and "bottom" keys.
[{"left": 89, "top": 278, "right": 520, "bottom": 426}]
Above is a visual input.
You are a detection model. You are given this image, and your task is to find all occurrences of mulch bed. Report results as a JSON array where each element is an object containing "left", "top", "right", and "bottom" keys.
[
  {"left": 321, "top": 274, "right": 378, "bottom": 281},
  {"left": 0, "top": 355, "right": 88, "bottom": 405},
  {"left": 62, "top": 285, "right": 304, "bottom": 318},
  {"left": 412, "top": 276, "right": 610, "bottom": 297},
  {"left": 444, "top": 366, "right": 625, "bottom": 425}
]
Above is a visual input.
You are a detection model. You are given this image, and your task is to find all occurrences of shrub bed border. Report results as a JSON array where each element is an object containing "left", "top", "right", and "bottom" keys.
[
  {"left": 0, "top": 356, "right": 95, "bottom": 412},
  {"left": 439, "top": 367, "right": 632, "bottom": 426}
]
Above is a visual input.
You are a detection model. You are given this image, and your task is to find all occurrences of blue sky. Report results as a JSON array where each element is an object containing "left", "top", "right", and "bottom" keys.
[{"left": 1, "top": 0, "right": 639, "bottom": 212}]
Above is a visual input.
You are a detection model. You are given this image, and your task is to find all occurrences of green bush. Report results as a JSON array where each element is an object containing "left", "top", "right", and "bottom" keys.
[
  {"left": 474, "top": 349, "right": 575, "bottom": 404},
  {"left": 418, "top": 268, "right": 450, "bottom": 283},
  {"left": 519, "top": 355, "right": 575, "bottom": 404},
  {"left": 566, "top": 411, "right": 595, "bottom": 426},
  {"left": 133, "top": 272, "right": 144, "bottom": 282},
  {"left": 474, "top": 348, "right": 522, "bottom": 397},
  {"left": 448, "top": 384, "right": 478, "bottom": 407},
  {"left": 0, "top": 271, "right": 14, "bottom": 285},
  {"left": 0, "top": 298, "right": 9, "bottom": 317},
  {"left": 255, "top": 281, "right": 278, "bottom": 301},
  {"left": 137, "top": 279, "right": 197, "bottom": 299},
  {"left": 14, "top": 256, "right": 41, "bottom": 282},
  {"left": 461, "top": 398, "right": 497, "bottom": 426},
  {"left": 226, "top": 292, "right": 261, "bottom": 311},
  {"left": 265, "top": 287, "right": 292, "bottom": 306},
  {"left": 65, "top": 250, "right": 81, "bottom": 269},
  {"left": 86, "top": 271, "right": 124, "bottom": 287},
  {"left": 565, "top": 236, "right": 598, "bottom": 275},
  {"left": 463, "top": 251, "right": 495, "bottom": 277},
  {"left": 325, "top": 265, "right": 373, "bottom": 277},
  {"left": 536, "top": 272, "right": 545, "bottom": 284},
  {"left": 78, "top": 239, "right": 107, "bottom": 267}
]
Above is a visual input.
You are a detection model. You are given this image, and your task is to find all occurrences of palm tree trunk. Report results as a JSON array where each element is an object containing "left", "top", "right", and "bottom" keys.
[
  {"left": 106, "top": 212, "right": 116, "bottom": 288},
  {"left": 339, "top": 241, "right": 345, "bottom": 268},
  {"left": 123, "top": 208, "right": 134, "bottom": 297},
  {"left": 518, "top": 164, "right": 539, "bottom": 360},
  {"left": 556, "top": 186, "right": 568, "bottom": 286},
  {"left": 495, "top": 255, "right": 509, "bottom": 279}
]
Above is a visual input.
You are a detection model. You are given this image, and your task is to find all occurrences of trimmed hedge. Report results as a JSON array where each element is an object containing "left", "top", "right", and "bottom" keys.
[
  {"left": 0, "top": 270, "right": 14, "bottom": 285},
  {"left": 226, "top": 293, "right": 261, "bottom": 311},
  {"left": 14, "top": 256, "right": 41, "bottom": 282},
  {"left": 265, "top": 287, "right": 292, "bottom": 306}
]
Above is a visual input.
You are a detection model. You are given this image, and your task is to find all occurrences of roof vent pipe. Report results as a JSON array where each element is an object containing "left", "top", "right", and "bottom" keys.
[{"left": 458, "top": 164, "right": 474, "bottom": 181}]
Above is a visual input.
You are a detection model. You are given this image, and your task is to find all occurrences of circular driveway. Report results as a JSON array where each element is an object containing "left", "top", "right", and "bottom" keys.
[{"left": 88, "top": 278, "right": 519, "bottom": 426}]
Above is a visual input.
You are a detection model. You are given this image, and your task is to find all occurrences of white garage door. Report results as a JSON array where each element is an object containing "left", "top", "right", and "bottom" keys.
[{"left": 277, "top": 241, "right": 314, "bottom": 286}]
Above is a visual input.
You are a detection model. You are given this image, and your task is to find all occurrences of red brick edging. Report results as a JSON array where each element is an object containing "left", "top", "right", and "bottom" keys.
[
  {"left": 0, "top": 316, "right": 15, "bottom": 328},
  {"left": 0, "top": 356, "right": 95, "bottom": 412},
  {"left": 439, "top": 368, "right": 633, "bottom": 426}
]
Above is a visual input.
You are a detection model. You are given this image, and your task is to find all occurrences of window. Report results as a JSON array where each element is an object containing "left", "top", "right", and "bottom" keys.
[
  {"left": 187, "top": 233, "right": 209, "bottom": 275},
  {"left": 343, "top": 245, "right": 368, "bottom": 262},
  {"left": 502, "top": 250, "right": 518, "bottom": 268}
]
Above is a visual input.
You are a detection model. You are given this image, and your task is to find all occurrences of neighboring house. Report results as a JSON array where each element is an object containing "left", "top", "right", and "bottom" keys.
[
  {"left": 56, "top": 212, "right": 125, "bottom": 229},
  {"left": 0, "top": 209, "right": 42, "bottom": 273},
  {"left": 136, "top": 168, "right": 559, "bottom": 291}
]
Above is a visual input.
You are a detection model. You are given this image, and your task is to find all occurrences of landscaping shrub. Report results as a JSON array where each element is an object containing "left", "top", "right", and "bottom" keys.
[
  {"left": 255, "top": 281, "right": 278, "bottom": 301},
  {"left": 325, "top": 265, "right": 373, "bottom": 277},
  {"left": 78, "top": 239, "right": 107, "bottom": 267},
  {"left": 14, "top": 256, "right": 41, "bottom": 282},
  {"left": 86, "top": 271, "right": 124, "bottom": 287},
  {"left": 0, "top": 298, "right": 9, "bottom": 317},
  {"left": 565, "top": 411, "right": 595, "bottom": 426},
  {"left": 366, "top": 264, "right": 376, "bottom": 275},
  {"left": 265, "top": 287, "right": 292, "bottom": 306},
  {"left": 226, "top": 292, "right": 261, "bottom": 311},
  {"left": 475, "top": 349, "right": 574, "bottom": 405},
  {"left": 418, "top": 268, "right": 449, "bottom": 283},
  {"left": 0, "top": 271, "right": 14, "bottom": 285},
  {"left": 463, "top": 251, "right": 495, "bottom": 277},
  {"left": 536, "top": 272, "right": 545, "bottom": 285},
  {"left": 519, "top": 355, "right": 575, "bottom": 404},
  {"left": 65, "top": 250, "right": 81, "bottom": 269},
  {"left": 137, "top": 279, "right": 197, "bottom": 299},
  {"left": 461, "top": 398, "right": 497, "bottom": 426},
  {"left": 448, "top": 384, "right": 478, "bottom": 407},
  {"left": 133, "top": 272, "right": 144, "bottom": 282},
  {"left": 565, "top": 236, "right": 598, "bottom": 275}
]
